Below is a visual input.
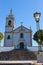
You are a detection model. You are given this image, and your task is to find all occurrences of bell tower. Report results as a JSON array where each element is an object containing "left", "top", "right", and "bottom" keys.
[{"left": 4, "top": 9, "right": 15, "bottom": 47}]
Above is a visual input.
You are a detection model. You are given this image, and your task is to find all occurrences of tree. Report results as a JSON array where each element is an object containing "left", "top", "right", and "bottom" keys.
[
  {"left": 33, "top": 30, "right": 43, "bottom": 45},
  {"left": 0, "top": 32, "right": 4, "bottom": 46}
]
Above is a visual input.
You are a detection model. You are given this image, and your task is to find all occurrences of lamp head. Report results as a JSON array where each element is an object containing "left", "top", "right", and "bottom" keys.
[{"left": 34, "top": 12, "right": 41, "bottom": 22}]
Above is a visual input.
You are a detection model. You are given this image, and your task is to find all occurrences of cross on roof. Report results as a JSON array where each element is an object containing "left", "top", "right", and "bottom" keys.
[{"left": 21, "top": 22, "right": 23, "bottom": 25}]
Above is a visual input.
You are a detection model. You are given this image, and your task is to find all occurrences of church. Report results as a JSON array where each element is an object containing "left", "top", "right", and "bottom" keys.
[
  {"left": 0, "top": 10, "right": 43, "bottom": 65},
  {"left": 4, "top": 9, "right": 32, "bottom": 49}
]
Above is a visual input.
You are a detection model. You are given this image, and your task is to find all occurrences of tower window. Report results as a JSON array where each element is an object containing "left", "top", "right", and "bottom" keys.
[
  {"left": 8, "top": 20, "right": 11, "bottom": 26},
  {"left": 20, "top": 33, "right": 23, "bottom": 38},
  {"left": 7, "top": 35, "right": 10, "bottom": 39}
]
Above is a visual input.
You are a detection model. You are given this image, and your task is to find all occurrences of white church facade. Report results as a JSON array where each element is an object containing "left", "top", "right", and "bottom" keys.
[
  {"left": 4, "top": 9, "right": 32, "bottom": 49},
  {"left": 0, "top": 10, "right": 43, "bottom": 65}
]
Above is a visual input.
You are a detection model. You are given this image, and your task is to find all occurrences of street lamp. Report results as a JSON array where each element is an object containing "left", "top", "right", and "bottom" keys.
[
  {"left": 34, "top": 12, "right": 41, "bottom": 22},
  {"left": 33, "top": 12, "right": 42, "bottom": 52},
  {"left": 34, "top": 12, "right": 41, "bottom": 31}
]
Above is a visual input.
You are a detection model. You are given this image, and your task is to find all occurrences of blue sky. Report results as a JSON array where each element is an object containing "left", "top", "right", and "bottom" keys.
[{"left": 0, "top": 0, "right": 43, "bottom": 46}]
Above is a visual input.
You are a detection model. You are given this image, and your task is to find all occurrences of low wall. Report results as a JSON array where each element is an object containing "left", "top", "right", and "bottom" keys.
[
  {"left": 0, "top": 46, "right": 43, "bottom": 52},
  {"left": 0, "top": 47, "right": 14, "bottom": 52}
]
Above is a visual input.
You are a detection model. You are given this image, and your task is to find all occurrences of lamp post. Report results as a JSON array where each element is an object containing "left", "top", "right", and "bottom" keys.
[
  {"left": 34, "top": 12, "right": 41, "bottom": 30},
  {"left": 33, "top": 12, "right": 42, "bottom": 52}
]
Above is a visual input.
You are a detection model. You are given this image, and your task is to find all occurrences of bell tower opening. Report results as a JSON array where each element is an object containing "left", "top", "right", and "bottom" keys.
[{"left": 8, "top": 20, "right": 11, "bottom": 26}]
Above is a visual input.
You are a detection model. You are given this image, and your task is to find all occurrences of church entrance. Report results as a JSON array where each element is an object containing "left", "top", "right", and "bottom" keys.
[{"left": 20, "top": 42, "right": 24, "bottom": 49}]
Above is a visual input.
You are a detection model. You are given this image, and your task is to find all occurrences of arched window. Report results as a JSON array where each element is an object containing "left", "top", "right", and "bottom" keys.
[
  {"left": 8, "top": 20, "right": 11, "bottom": 26},
  {"left": 7, "top": 35, "right": 10, "bottom": 39},
  {"left": 20, "top": 33, "right": 23, "bottom": 38}
]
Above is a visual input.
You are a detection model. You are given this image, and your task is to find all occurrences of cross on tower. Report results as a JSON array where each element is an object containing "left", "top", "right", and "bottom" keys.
[{"left": 21, "top": 22, "right": 23, "bottom": 25}]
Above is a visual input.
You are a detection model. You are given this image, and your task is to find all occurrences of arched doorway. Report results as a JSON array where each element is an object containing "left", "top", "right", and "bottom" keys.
[{"left": 20, "top": 42, "right": 24, "bottom": 49}]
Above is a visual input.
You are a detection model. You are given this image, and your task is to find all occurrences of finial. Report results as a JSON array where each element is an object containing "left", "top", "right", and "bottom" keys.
[
  {"left": 10, "top": 8, "right": 12, "bottom": 15},
  {"left": 21, "top": 21, "right": 23, "bottom": 25}
]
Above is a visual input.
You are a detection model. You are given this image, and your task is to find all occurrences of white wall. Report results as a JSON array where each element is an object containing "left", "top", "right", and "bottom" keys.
[
  {"left": 24, "top": 33, "right": 31, "bottom": 46},
  {"left": 27, "top": 46, "right": 43, "bottom": 52},
  {"left": 13, "top": 32, "right": 31, "bottom": 48},
  {"left": 13, "top": 33, "right": 20, "bottom": 47},
  {"left": 0, "top": 47, "right": 14, "bottom": 52},
  {"left": 5, "top": 27, "right": 13, "bottom": 32},
  {"left": 4, "top": 33, "right": 13, "bottom": 47},
  {"left": 0, "top": 46, "right": 43, "bottom": 52}
]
